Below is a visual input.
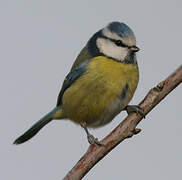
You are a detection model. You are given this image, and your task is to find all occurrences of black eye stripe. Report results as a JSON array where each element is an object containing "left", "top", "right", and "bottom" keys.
[
  {"left": 102, "top": 35, "right": 129, "bottom": 48},
  {"left": 114, "top": 40, "right": 128, "bottom": 47}
]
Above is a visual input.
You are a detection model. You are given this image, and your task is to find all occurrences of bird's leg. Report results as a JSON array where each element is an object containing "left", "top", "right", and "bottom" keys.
[
  {"left": 124, "top": 105, "right": 145, "bottom": 118},
  {"left": 81, "top": 122, "right": 103, "bottom": 146}
]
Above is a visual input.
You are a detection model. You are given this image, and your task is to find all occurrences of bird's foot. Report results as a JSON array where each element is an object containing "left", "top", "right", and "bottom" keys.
[
  {"left": 125, "top": 105, "right": 145, "bottom": 118},
  {"left": 87, "top": 134, "right": 103, "bottom": 146},
  {"left": 81, "top": 122, "right": 104, "bottom": 146},
  {"left": 133, "top": 128, "right": 141, "bottom": 134},
  {"left": 127, "top": 128, "right": 142, "bottom": 138}
]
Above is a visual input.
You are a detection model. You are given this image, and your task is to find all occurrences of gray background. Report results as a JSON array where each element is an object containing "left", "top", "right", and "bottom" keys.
[{"left": 1, "top": 0, "right": 182, "bottom": 179}]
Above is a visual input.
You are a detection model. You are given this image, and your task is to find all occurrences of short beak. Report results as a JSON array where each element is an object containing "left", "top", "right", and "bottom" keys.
[{"left": 130, "top": 46, "right": 140, "bottom": 52}]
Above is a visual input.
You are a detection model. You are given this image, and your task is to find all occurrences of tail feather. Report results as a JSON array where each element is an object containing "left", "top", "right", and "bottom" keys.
[{"left": 14, "top": 106, "right": 60, "bottom": 145}]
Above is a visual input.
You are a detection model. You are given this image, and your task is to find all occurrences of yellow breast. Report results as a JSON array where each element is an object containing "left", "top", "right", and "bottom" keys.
[{"left": 62, "top": 56, "right": 139, "bottom": 127}]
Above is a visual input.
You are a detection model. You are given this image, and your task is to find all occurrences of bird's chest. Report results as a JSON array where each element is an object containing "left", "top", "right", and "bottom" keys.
[
  {"left": 62, "top": 57, "right": 139, "bottom": 127},
  {"left": 88, "top": 58, "right": 139, "bottom": 99}
]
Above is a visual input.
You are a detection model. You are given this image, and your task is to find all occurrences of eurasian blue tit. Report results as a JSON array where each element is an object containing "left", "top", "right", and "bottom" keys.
[{"left": 14, "top": 21, "right": 143, "bottom": 145}]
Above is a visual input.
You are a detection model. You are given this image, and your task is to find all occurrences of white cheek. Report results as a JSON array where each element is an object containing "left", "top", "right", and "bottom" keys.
[{"left": 96, "top": 38, "right": 128, "bottom": 60}]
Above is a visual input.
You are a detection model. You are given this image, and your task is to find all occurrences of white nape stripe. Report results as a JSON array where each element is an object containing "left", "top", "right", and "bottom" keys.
[
  {"left": 102, "top": 27, "right": 123, "bottom": 41},
  {"left": 102, "top": 27, "right": 136, "bottom": 47}
]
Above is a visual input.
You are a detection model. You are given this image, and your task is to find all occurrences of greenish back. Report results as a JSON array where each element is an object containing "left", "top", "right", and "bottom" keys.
[{"left": 71, "top": 47, "right": 92, "bottom": 71}]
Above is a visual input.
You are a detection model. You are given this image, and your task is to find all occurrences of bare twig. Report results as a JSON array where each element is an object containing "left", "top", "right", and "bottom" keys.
[{"left": 63, "top": 65, "right": 182, "bottom": 180}]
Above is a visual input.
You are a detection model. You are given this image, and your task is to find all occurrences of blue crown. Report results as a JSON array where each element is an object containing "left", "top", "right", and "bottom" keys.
[{"left": 107, "top": 22, "right": 135, "bottom": 38}]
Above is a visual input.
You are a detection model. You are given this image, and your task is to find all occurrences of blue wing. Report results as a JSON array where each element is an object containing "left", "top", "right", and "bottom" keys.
[{"left": 56, "top": 61, "right": 89, "bottom": 106}]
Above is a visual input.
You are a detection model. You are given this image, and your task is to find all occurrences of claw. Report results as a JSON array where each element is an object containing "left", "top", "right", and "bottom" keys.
[
  {"left": 125, "top": 105, "right": 145, "bottom": 118},
  {"left": 133, "top": 128, "right": 141, "bottom": 135},
  {"left": 81, "top": 122, "right": 104, "bottom": 146},
  {"left": 87, "top": 134, "right": 103, "bottom": 146},
  {"left": 127, "top": 128, "right": 141, "bottom": 138}
]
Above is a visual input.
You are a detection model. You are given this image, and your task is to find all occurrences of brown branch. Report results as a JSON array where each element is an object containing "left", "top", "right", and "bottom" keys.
[{"left": 63, "top": 65, "right": 182, "bottom": 180}]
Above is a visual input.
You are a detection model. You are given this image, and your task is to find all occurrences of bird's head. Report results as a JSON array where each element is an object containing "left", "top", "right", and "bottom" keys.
[{"left": 87, "top": 21, "right": 139, "bottom": 64}]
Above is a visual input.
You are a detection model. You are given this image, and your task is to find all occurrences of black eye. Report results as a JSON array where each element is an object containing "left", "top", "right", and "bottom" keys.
[{"left": 114, "top": 40, "right": 127, "bottom": 47}]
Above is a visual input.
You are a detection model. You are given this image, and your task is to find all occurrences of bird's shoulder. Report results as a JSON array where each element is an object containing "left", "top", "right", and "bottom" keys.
[{"left": 56, "top": 60, "right": 89, "bottom": 106}]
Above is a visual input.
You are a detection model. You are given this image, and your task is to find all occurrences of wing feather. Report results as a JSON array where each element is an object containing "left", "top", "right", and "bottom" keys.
[{"left": 56, "top": 61, "right": 89, "bottom": 106}]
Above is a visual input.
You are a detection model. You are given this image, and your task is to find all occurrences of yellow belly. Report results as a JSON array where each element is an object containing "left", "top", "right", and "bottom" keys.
[{"left": 62, "top": 56, "right": 139, "bottom": 127}]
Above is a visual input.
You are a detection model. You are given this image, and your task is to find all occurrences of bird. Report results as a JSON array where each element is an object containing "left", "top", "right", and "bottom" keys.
[{"left": 14, "top": 21, "right": 144, "bottom": 145}]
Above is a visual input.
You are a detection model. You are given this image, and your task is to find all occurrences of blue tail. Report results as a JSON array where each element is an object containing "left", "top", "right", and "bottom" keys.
[{"left": 14, "top": 106, "right": 60, "bottom": 145}]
